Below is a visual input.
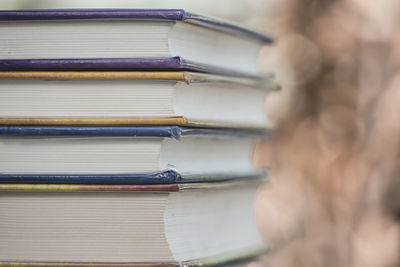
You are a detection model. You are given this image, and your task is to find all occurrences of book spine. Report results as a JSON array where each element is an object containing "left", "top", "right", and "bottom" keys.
[
  {"left": 0, "top": 126, "right": 183, "bottom": 139},
  {"left": 0, "top": 9, "right": 186, "bottom": 21},
  {"left": 0, "top": 262, "right": 179, "bottom": 267},
  {"left": 0, "top": 71, "right": 186, "bottom": 81},
  {"left": 0, "top": 184, "right": 180, "bottom": 192},
  {"left": 0, "top": 57, "right": 183, "bottom": 70},
  {"left": 0, "top": 117, "right": 188, "bottom": 126},
  {"left": 0, "top": 171, "right": 182, "bottom": 184}
]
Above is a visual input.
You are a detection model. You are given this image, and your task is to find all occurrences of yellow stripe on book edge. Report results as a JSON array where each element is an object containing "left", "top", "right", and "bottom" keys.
[
  {"left": 0, "top": 71, "right": 186, "bottom": 81},
  {"left": 0, "top": 117, "right": 188, "bottom": 126},
  {"left": 0, "top": 262, "right": 178, "bottom": 267}
]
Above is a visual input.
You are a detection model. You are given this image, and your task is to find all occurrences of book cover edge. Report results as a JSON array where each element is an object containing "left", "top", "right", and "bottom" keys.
[
  {"left": 0, "top": 126, "right": 268, "bottom": 137},
  {"left": 0, "top": 171, "right": 266, "bottom": 186},
  {"left": 0, "top": 176, "right": 266, "bottom": 192},
  {"left": 0, "top": 117, "right": 273, "bottom": 130},
  {"left": 0, "top": 170, "right": 182, "bottom": 185},
  {"left": 0, "top": 262, "right": 178, "bottom": 267},
  {"left": 0, "top": 9, "right": 273, "bottom": 43},
  {"left": 0, "top": 71, "right": 187, "bottom": 81},
  {"left": 0, "top": 117, "right": 188, "bottom": 126},
  {"left": 0, "top": 57, "right": 264, "bottom": 78},
  {"left": 0, "top": 71, "right": 278, "bottom": 90}
]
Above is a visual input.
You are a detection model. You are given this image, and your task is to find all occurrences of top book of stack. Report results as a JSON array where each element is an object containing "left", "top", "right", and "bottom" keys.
[{"left": 0, "top": 9, "right": 273, "bottom": 77}]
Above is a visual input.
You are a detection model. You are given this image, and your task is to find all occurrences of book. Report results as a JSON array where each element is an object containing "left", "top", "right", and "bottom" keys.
[
  {"left": 0, "top": 126, "right": 266, "bottom": 184},
  {"left": 0, "top": 9, "right": 273, "bottom": 76},
  {"left": 0, "top": 180, "right": 266, "bottom": 266},
  {"left": 0, "top": 71, "right": 278, "bottom": 130}
]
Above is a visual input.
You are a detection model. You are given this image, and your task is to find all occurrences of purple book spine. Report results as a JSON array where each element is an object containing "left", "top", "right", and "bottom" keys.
[
  {"left": 0, "top": 9, "right": 273, "bottom": 43},
  {"left": 0, "top": 57, "right": 183, "bottom": 70},
  {"left": 0, "top": 9, "right": 186, "bottom": 21}
]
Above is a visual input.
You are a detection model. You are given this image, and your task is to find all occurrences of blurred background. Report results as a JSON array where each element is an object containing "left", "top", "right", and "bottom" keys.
[{"left": 2, "top": 1, "right": 399, "bottom": 266}]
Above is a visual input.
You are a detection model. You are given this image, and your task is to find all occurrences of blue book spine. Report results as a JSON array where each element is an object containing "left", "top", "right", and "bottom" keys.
[
  {"left": 0, "top": 126, "right": 267, "bottom": 138},
  {"left": 0, "top": 171, "right": 181, "bottom": 184},
  {"left": 0, "top": 126, "right": 182, "bottom": 138}
]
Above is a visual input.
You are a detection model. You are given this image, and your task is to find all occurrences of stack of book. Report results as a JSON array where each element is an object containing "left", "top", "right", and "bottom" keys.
[{"left": 0, "top": 9, "right": 277, "bottom": 267}]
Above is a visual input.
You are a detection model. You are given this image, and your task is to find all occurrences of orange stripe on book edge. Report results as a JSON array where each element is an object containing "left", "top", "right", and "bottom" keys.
[
  {"left": 0, "top": 262, "right": 178, "bottom": 267},
  {"left": 0, "top": 117, "right": 188, "bottom": 126},
  {"left": 0, "top": 184, "right": 179, "bottom": 192},
  {"left": 0, "top": 71, "right": 186, "bottom": 81}
]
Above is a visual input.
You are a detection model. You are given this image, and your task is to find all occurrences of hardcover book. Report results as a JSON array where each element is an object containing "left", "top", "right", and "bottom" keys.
[
  {"left": 0, "top": 9, "right": 273, "bottom": 76},
  {"left": 0, "top": 126, "right": 267, "bottom": 184},
  {"left": 0, "top": 71, "right": 278, "bottom": 129},
  {"left": 0, "top": 180, "right": 266, "bottom": 266}
]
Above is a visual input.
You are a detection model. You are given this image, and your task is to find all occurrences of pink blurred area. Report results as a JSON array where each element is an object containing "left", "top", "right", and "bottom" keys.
[{"left": 253, "top": 1, "right": 400, "bottom": 266}]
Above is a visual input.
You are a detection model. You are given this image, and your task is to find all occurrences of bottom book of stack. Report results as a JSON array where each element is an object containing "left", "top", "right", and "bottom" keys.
[{"left": 0, "top": 181, "right": 265, "bottom": 266}]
